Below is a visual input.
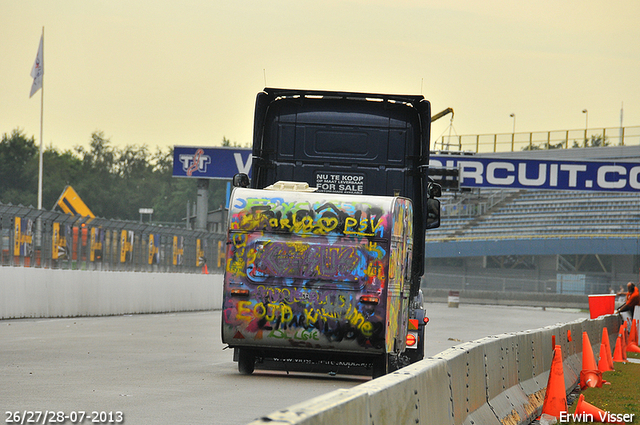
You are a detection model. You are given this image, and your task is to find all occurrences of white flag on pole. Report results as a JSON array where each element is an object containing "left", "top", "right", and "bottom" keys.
[{"left": 30, "top": 34, "right": 44, "bottom": 98}]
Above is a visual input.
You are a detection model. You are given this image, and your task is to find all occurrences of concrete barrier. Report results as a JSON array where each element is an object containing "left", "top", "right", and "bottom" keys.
[
  {"left": 248, "top": 314, "right": 622, "bottom": 425},
  {"left": 351, "top": 357, "right": 454, "bottom": 425},
  {"left": 437, "top": 341, "right": 496, "bottom": 425},
  {"left": 485, "top": 334, "right": 535, "bottom": 425},
  {"left": 0, "top": 267, "right": 223, "bottom": 319},
  {"left": 248, "top": 389, "right": 369, "bottom": 425},
  {"left": 515, "top": 329, "right": 548, "bottom": 418}
]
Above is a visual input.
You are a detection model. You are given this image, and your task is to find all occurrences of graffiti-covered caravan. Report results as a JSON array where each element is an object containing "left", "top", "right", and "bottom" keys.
[{"left": 222, "top": 185, "right": 414, "bottom": 377}]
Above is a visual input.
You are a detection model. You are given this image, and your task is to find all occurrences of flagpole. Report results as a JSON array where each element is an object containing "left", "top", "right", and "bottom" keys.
[{"left": 37, "top": 26, "right": 44, "bottom": 211}]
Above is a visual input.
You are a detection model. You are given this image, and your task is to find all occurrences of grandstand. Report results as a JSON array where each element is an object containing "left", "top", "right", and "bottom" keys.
[
  {"left": 423, "top": 146, "right": 640, "bottom": 297},
  {"left": 429, "top": 189, "right": 640, "bottom": 240}
]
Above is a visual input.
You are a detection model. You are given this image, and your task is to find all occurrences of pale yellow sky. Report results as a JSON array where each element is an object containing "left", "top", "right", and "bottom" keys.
[{"left": 1, "top": 0, "right": 639, "bottom": 152}]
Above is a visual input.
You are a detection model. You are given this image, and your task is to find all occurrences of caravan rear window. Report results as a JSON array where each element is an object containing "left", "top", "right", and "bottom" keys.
[{"left": 245, "top": 238, "right": 374, "bottom": 286}]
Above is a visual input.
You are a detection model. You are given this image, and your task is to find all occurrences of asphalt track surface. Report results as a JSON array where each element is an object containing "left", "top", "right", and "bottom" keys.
[{"left": 1, "top": 303, "right": 586, "bottom": 425}]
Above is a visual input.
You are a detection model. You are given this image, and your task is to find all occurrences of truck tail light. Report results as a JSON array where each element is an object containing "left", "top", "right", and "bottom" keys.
[
  {"left": 230, "top": 288, "right": 250, "bottom": 296},
  {"left": 360, "top": 295, "right": 380, "bottom": 305},
  {"left": 406, "top": 332, "right": 418, "bottom": 348}
]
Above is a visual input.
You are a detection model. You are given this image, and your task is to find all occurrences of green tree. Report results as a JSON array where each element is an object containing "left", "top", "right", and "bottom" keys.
[
  {"left": 41, "top": 145, "right": 84, "bottom": 210},
  {"left": 521, "top": 141, "right": 564, "bottom": 151},
  {"left": 144, "top": 146, "right": 196, "bottom": 224},
  {"left": 572, "top": 134, "right": 609, "bottom": 148},
  {"left": 73, "top": 132, "right": 123, "bottom": 218},
  {"left": 222, "top": 135, "right": 249, "bottom": 148},
  {"left": 0, "top": 129, "right": 38, "bottom": 206},
  {"left": 0, "top": 129, "right": 235, "bottom": 224},
  {"left": 521, "top": 144, "right": 541, "bottom": 151}
]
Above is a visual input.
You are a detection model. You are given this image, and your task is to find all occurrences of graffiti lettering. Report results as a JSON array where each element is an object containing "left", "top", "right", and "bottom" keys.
[
  {"left": 302, "top": 304, "right": 374, "bottom": 337},
  {"left": 232, "top": 293, "right": 375, "bottom": 338},
  {"left": 295, "top": 329, "right": 320, "bottom": 341},
  {"left": 236, "top": 300, "right": 252, "bottom": 321},
  {"left": 252, "top": 242, "right": 362, "bottom": 281},
  {"left": 235, "top": 300, "right": 294, "bottom": 323},
  {"left": 230, "top": 197, "right": 387, "bottom": 238},
  {"left": 268, "top": 329, "right": 320, "bottom": 341},
  {"left": 227, "top": 232, "right": 248, "bottom": 277},
  {"left": 254, "top": 286, "right": 357, "bottom": 306},
  {"left": 255, "top": 285, "right": 293, "bottom": 304},
  {"left": 343, "top": 216, "right": 384, "bottom": 237},
  {"left": 367, "top": 241, "right": 386, "bottom": 260},
  {"left": 365, "top": 260, "right": 385, "bottom": 280}
]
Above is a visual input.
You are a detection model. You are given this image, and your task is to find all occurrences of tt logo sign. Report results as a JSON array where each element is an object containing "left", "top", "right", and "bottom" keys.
[
  {"left": 172, "top": 146, "right": 252, "bottom": 180},
  {"left": 179, "top": 149, "right": 212, "bottom": 176}
]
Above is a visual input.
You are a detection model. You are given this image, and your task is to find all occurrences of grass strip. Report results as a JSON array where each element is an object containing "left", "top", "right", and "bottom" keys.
[{"left": 563, "top": 352, "right": 640, "bottom": 424}]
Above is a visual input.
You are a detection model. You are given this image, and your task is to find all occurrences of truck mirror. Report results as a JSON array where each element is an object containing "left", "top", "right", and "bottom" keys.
[
  {"left": 426, "top": 198, "right": 440, "bottom": 229},
  {"left": 427, "top": 182, "right": 442, "bottom": 198},
  {"left": 233, "top": 173, "right": 250, "bottom": 188}
]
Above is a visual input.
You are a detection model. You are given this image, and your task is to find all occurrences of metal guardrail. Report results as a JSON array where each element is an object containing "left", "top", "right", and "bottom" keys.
[
  {"left": 440, "top": 190, "right": 513, "bottom": 218},
  {"left": 423, "top": 269, "right": 620, "bottom": 296},
  {"left": 0, "top": 202, "right": 226, "bottom": 273},
  {"left": 435, "top": 125, "right": 640, "bottom": 153},
  {"left": 426, "top": 233, "right": 640, "bottom": 243}
]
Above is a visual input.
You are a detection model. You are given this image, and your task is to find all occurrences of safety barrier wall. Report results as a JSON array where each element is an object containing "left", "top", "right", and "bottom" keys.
[
  {"left": 248, "top": 314, "right": 621, "bottom": 425},
  {"left": 0, "top": 267, "right": 223, "bottom": 319}
]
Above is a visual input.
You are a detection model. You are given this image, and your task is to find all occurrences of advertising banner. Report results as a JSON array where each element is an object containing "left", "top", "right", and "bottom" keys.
[
  {"left": 172, "top": 146, "right": 252, "bottom": 179},
  {"left": 90, "top": 228, "right": 104, "bottom": 262},
  {"left": 13, "top": 217, "right": 33, "bottom": 257},
  {"left": 172, "top": 149, "right": 640, "bottom": 193},
  {"left": 172, "top": 236, "right": 184, "bottom": 266},
  {"left": 120, "top": 230, "right": 134, "bottom": 263},
  {"left": 52, "top": 222, "right": 68, "bottom": 260},
  {"left": 196, "top": 238, "right": 206, "bottom": 267},
  {"left": 148, "top": 234, "right": 160, "bottom": 265},
  {"left": 431, "top": 155, "right": 640, "bottom": 193}
]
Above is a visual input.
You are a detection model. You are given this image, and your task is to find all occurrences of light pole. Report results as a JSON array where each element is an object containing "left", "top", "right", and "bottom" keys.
[
  {"left": 510, "top": 113, "right": 516, "bottom": 151},
  {"left": 582, "top": 109, "right": 588, "bottom": 146}
]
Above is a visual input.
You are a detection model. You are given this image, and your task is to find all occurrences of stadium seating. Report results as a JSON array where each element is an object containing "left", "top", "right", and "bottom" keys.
[{"left": 427, "top": 189, "right": 640, "bottom": 241}]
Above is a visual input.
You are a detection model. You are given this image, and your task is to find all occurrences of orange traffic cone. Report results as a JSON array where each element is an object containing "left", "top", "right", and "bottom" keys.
[
  {"left": 601, "top": 327, "right": 614, "bottom": 370},
  {"left": 627, "top": 342, "right": 640, "bottom": 353},
  {"left": 629, "top": 319, "right": 639, "bottom": 345},
  {"left": 582, "top": 332, "right": 598, "bottom": 370},
  {"left": 541, "top": 345, "right": 567, "bottom": 419},
  {"left": 574, "top": 394, "right": 625, "bottom": 424},
  {"left": 624, "top": 320, "right": 640, "bottom": 353},
  {"left": 613, "top": 335, "right": 626, "bottom": 363},
  {"left": 598, "top": 342, "right": 613, "bottom": 372},
  {"left": 202, "top": 264, "right": 208, "bottom": 274},
  {"left": 621, "top": 324, "right": 628, "bottom": 361},
  {"left": 580, "top": 332, "right": 602, "bottom": 389}
]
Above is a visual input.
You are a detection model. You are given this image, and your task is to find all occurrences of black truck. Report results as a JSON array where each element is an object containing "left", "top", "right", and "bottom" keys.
[{"left": 223, "top": 88, "right": 441, "bottom": 377}]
